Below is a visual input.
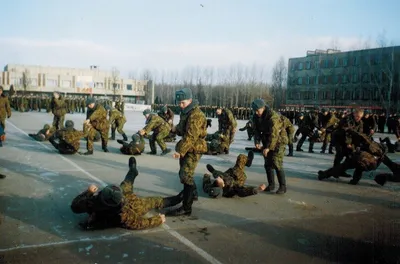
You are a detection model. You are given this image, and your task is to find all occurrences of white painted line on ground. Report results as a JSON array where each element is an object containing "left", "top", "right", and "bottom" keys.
[{"left": 5, "top": 120, "right": 224, "bottom": 264}]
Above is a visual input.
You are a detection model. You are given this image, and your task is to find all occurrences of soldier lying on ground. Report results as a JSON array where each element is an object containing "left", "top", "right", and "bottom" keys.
[
  {"left": 318, "top": 129, "right": 387, "bottom": 185},
  {"left": 71, "top": 157, "right": 183, "bottom": 230},
  {"left": 117, "top": 133, "right": 145, "bottom": 155},
  {"left": 49, "top": 120, "right": 87, "bottom": 155},
  {"left": 374, "top": 156, "right": 400, "bottom": 186},
  {"left": 28, "top": 124, "right": 54, "bottom": 141},
  {"left": 379, "top": 137, "right": 400, "bottom": 153},
  {"left": 203, "top": 151, "right": 266, "bottom": 198},
  {"left": 204, "top": 131, "right": 225, "bottom": 155}
]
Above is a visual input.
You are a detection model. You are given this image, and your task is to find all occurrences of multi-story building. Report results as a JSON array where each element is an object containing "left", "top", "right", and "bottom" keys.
[
  {"left": 285, "top": 46, "right": 400, "bottom": 111},
  {"left": 0, "top": 64, "right": 148, "bottom": 103}
]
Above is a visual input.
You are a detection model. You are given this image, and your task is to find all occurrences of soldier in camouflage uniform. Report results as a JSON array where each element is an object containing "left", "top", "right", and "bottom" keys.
[
  {"left": 216, "top": 107, "right": 237, "bottom": 154},
  {"left": 139, "top": 109, "right": 171, "bottom": 155},
  {"left": 28, "top": 124, "right": 54, "bottom": 141},
  {"left": 71, "top": 157, "right": 183, "bottom": 230},
  {"left": 0, "top": 86, "right": 11, "bottom": 146},
  {"left": 117, "top": 134, "right": 146, "bottom": 155},
  {"left": 166, "top": 88, "right": 207, "bottom": 216},
  {"left": 319, "top": 109, "right": 340, "bottom": 154},
  {"left": 203, "top": 151, "right": 266, "bottom": 198},
  {"left": 205, "top": 131, "right": 225, "bottom": 155},
  {"left": 158, "top": 105, "right": 176, "bottom": 142},
  {"left": 50, "top": 92, "right": 67, "bottom": 130},
  {"left": 239, "top": 119, "right": 254, "bottom": 141},
  {"left": 83, "top": 98, "right": 110, "bottom": 155},
  {"left": 252, "top": 99, "right": 288, "bottom": 194},
  {"left": 295, "top": 108, "right": 321, "bottom": 153},
  {"left": 49, "top": 120, "right": 86, "bottom": 154},
  {"left": 106, "top": 106, "right": 128, "bottom": 141},
  {"left": 280, "top": 113, "right": 295, "bottom": 157},
  {"left": 318, "top": 129, "right": 387, "bottom": 185}
]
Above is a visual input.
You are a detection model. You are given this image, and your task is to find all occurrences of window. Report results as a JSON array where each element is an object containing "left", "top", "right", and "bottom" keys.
[
  {"left": 353, "top": 56, "right": 359, "bottom": 66},
  {"left": 31, "top": 78, "right": 38, "bottom": 86},
  {"left": 362, "top": 73, "right": 369, "bottom": 83},
  {"left": 11, "top": 78, "right": 22, "bottom": 85},
  {"left": 323, "top": 76, "right": 328, "bottom": 84},
  {"left": 322, "top": 59, "right": 329, "bottom": 68},
  {"left": 127, "top": 84, "right": 132, "bottom": 90},
  {"left": 46, "top": 79, "right": 58, "bottom": 87},
  {"left": 61, "top": 80, "right": 71, "bottom": 88},
  {"left": 95, "top": 82, "right": 104, "bottom": 89},
  {"left": 291, "top": 62, "right": 296, "bottom": 71},
  {"left": 342, "top": 57, "right": 349, "bottom": 67},
  {"left": 333, "top": 75, "right": 339, "bottom": 84},
  {"left": 306, "top": 61, "right": 311, "bottom": 69},
  {"left": 352, "top": 73, "right": 358, "bottom": 83},
  {"left": 314, "top": 76, "right": 318, "bottom": 84},
  {"left": 298, "top": 62, "right": 303, "bottom": 70},
  {"left": 342, "top": 75, "right": 349, "bottom": 83},
  {"left": 334, "top": 57, "right": 340, "bottom": 67},
  {"left": 297, "top": 77, "right": 303, "bottom": 85}
]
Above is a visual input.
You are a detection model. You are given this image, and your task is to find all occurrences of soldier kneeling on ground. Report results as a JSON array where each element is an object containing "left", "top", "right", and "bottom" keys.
[
  {"left": 49, "top": 120, "right": 87, "bottom": 155},
  {"left": 205, "top": 131, "right": 225, "bottom": 155},
  {"left": 318, "top": 129, "right": 387, "bottom": 185},
  {"left": 28, "top": 124, "right": 55, "bottom": 141},
  {"left": 71, "top": 157, "right": 183, "bottom": 230},
  {"left": 117, "top": 133, "right": 145, "bottom": 155},
  {"left": 203, "top": 151, "right": 266, "bottom": 198}
]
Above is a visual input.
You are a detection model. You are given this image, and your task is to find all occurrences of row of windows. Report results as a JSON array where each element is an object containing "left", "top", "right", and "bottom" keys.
[
  {"left": 7, "top": 78, "right": 141, "bottom": 91},
  {"left": 291, "top": 54, "right": 390, "bottom": 71},
  {"left": 290, "top": 72, "right": 398, "bottom": 86},
  {"left": 288, "top": 90, "right": 391, "bottom": 101}
]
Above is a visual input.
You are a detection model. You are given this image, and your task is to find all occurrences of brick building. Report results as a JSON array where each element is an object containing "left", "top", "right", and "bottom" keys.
[{"left": 285, "top": 46, "right": 400, "bottom": 111}]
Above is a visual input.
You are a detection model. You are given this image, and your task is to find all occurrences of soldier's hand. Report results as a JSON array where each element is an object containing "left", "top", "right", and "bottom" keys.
[
  {"left": 255, "top": 144, "right": 262, "bottom": 149},
  {"left": 173, "top": 152, "right": 180, "bottom": 159},
  {"left": 263, "top": 148, "right": 269, "bottom": 157},
  {"left": 84, "top": 119, "right": 90, "bottom": 125},
  {"left": 370, "top": 129, "right": 374, "bottom": 135},
  {"left": 171, "top": 126, "right": 176, "bottom": 133},
  {"left": 216, "top": 177, "right": 225, "bottom": 188},
  {"left": 346, "top": 144, "right": 352, "bottom": 149},
  {"left": 258, "top": 184, "right": 267, "bottom": 191},
  {"left": 139, "top": 130, "right": 145, "bottom": 136},
  {"left": 159, "top": 214, "right": 166, "bottom": 223},
  {"left": 88, "top": 184, "right": 98, "bottom": 194}
]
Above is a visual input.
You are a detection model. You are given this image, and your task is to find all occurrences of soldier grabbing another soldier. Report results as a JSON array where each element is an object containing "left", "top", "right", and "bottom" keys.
[
  {"left": 71, "top": 157, "right": 184, "bottom": 230},
  {"left": 106, "top": 106, "right": 128, "bottom": 141}
]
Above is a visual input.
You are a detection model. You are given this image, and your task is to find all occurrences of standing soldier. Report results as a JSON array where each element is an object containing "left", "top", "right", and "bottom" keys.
[
  {"left": 239, "top": 119, "right": 254, "bottom": 141},
  {"left": 281, "top": 113, "right": 295, "bottom": 157},
  {"left": 362, "top": 110, "right": 377, "bottom": 138},
  {"left": 107, "top": 106, "right": 128, "bottom": 141},
  {"left": 83, "top": 98, "right": 110, "bottom": 155},
  {"left": 320, "top": 108, "right": 340, "bottom": 154},
  {"left": 296, "top": 108, "right": 320, "bottom": 153},
  {"left": 216, "top": 106, "right": 237, "bottom": 154},
  {"left": 50, "top": 91, "right": 67, "bottom": 130},
  {"left": 158, "top": 105, "right": 176, "bottom": 142},
  {"left": 139, "top": 109, "right": 171, "bottom": 155},
  {"left": 167, "top": 88, "right": 207, "bottom": 216},
  {"left": 0, "top": 86, "right": 11, "bottom": 147},
  {"left": 252, "top": 99, "right": 288, "bottom": 194}
]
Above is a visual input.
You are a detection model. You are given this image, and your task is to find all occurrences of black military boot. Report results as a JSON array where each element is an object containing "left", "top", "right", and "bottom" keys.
[
  {"left": 276, "top": 170, "right": 287, "bottom": 194},
  {"left": 122, "top": 133, "right": 128, "bottom": 141},
  {"left": 192, "top": 182, "right": 199, "bottom": 201},
  {"left": 246, "top": 151, "right": 254, "bottom": 167},
  {"left": 0, "top": 139, "right": 3, "bottom": 147},
  {"left": 320, "top": 144, "right": 326, "bottom": 154},
  {"left": 264, "top": 166, "right": 275, "bottom": 191},
  {"left": 109, "top": 129, "right": 116, "bottom": 140},
  {"left": 318, "top": 170, "right": 328, "bottom": 180},
  {"left": 166, "top": 184, "right": 193, "bottom": 216},
  {"left": 0, "top": 173, "right": 6, "bottom": 179},
  {"left": 102, "top": 142, "right": 109, "bottom": 153},
  {"left": 328, "top": 144, "right": 334, "bottom": 154},
  {"left": 308, "top": 142, "right": 315, "bottom": 153},
  {"left": 287, "top": 144, "right": 294, "bottom": 156},
  {"left": 374, "top": 173, "right": 390, "bottom": 186},
  {"left": 161, "top": 148, "right": 171, "bottom": 156},
  {"left": 348, "top": 169, "right": 362, "bottom": 185},
  {"left": 83, "top": 150, "right": 93, "bottom": 155}
]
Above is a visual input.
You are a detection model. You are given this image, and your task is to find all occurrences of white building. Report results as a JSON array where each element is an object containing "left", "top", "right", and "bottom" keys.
[{"left": 0, "top": 64, "right": 148, "bottom": 102}]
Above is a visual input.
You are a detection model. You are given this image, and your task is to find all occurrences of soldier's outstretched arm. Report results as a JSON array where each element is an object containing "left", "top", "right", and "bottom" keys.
[{"left": 71, "top": 190, "right": 95, "bottom": 214}]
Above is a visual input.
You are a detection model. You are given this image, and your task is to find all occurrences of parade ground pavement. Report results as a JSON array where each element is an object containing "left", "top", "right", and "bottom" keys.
[{"left": 1, "top": 111, "right": 399, "bottom": 264}]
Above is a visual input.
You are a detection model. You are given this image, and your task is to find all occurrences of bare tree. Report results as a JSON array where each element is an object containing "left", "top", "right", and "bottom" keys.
[
  {"left": 111, "top": 67, "right": 120, "bottom": 101},
  {"left": 270, "top": 57, "right": 287, "bottom": 109},
  {"left": 22, "top": 69, "right": 31, "bottom": 95}
]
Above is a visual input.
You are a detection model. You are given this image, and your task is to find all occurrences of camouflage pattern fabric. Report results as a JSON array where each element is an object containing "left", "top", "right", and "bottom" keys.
[
  {"left": 51, "top": 127, "right": 86, "bottom": 154},
  {"left": 143, "top": 114, "right": 170, "bottom": 152},
  {"left": 109, "top": 108, "right": 126, "bottom": 134},
  {"left": 87, "top": 104, "right": 110, "bottom": 151},
  {"left": 179, "top": 152, "right": 201, "bottom": 185},
  {"left": 0, "top": 94, "right": 11, "bottom": 129}
]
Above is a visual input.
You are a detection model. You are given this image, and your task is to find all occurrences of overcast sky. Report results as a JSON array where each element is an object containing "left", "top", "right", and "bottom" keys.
[{"left": 0, "top": 0, "right": 399, "bottom": 78}]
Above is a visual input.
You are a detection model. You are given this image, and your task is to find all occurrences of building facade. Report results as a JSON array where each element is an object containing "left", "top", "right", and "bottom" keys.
[
  {"left": 0, "top": 64, "right": 148, "bottom": 103},
  {"left": 285, "top": 46, "right": 400, "bottom": 112}
]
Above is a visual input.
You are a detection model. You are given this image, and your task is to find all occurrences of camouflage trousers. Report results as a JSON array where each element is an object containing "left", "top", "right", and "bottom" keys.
[
  {"left": 220, "top": 130, "right": 235, "bottom": 151},
  {"left": 53, "top": 115, "right": 65, "bottom": 130},
  {"left": 149, "top": 128, "right": 169, "bottom": 153},
  {"left": 179, "top": 152, "right": 202, "bottom": 185},
  {"left": 49, "top": 139, "right": 77, "bottom": 154},
  {"left": 321, "top": 132, "right": 333, "bottom": 150},
  {"left": 87, "top": 124, "right": 109, "bottom": 151},
  {"left": 264, "top": 144, "right": 286, "bottom": 170},
  {"left": 112, "top": 119, "right": 126, "bottom": 135}
]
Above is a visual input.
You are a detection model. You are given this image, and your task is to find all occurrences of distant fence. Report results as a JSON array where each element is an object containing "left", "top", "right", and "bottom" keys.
[{"left": 124, "top": 103, "right": 151, "bottom": 112}]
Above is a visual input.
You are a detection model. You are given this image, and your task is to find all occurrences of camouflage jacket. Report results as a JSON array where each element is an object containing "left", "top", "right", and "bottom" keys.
[
  {"left": 51, "top": 97, "right": 67, "bottom": 117},
  {"left": 88, "top": 104, "right": 109, "bottom": 129},
  {"left": 345, "top": 129, "right": 386, "bottom": 159},
  {"left": 0, "top": 94, "right": 11, "bottom": 119},
  {"left": 143, "top": 114, "right": 170, "bottom": 134},
  {"left": 175, "top": 100, "right": 207, "bottom": 156},
  {"left": 322, "top": 113, "right": 340, "bottom": 131},
  {"left": 338, "top": 114, "right": 363, "bottom": 133},
  {"left": 218, "top": 108, "right": 237, "bottom": 133},
  {"left": 300, "top": 112, "right": 320, "bottom": 132},
  {"left": 123, "top": 138, "right": 145, "bottom": 154},
  {"left": 253, "top": 108, "right": 287, "bottom": 151},
  {"left": 158, "top": 108, "right": 174, "bottom": 124},
  {"left": 55, "top": 127, "right": 86, "bottom": 151},
  {"left": 109, "top": 108, "right": 126, "bottom": 125},
  {"left": 280, "top": 114, "right": 295, "bottom": 138}
]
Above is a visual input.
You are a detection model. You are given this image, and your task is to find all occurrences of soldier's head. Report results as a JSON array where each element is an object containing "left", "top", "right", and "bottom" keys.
[
  {"left": 251, "top": 99, "right": 267, "bottom": 117},
  {"left": 43, "top": 124, "right": 51, "bottom": 130},
  {"left": 143, "top": 109, "right": 151, "bottom": 118},
  {"left": 175, "top": 88, "right": 193, "bottom": 110},
  {"left": 216, "top": 107, "right": 223, "bottom": 115},
  {"left": 321, "top": 108, "right": 328, "bottom": 116},
  {"left": 65, "top": 120, "right": 74, "bottom": 128},
  {"left": 299, "top": 113, "right": 304, "bottom": 120},
  {"left": 99, "top": 184, "right": 123, "bottom": 207},
  {"left": 131, "top": 133, "right": 141, "bottom": 143},
  {"left": 353, "top": 108, "right": 364, "bottom": 122},
  {"left": 86, "top": 97, "right": 96, "bottom": 108},
  {"left": 364, "top": 110, "right": 370, "bottom": 118}
]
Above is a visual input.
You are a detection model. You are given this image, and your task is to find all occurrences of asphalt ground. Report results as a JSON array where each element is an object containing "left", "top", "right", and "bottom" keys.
[{"left": 0, "top": 110, "right": 399, "bottom": 264}]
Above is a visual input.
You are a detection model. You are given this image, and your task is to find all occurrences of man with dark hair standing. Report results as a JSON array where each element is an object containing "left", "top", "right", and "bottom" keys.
[
  {"left": 252, "top": 99, "right": 288, "bottom": 194},
  {"left": 0, "top": 86, "right": 11, "bottom": 147},
  {"left": 167, "top": 88, "right": 207, "bottom": 216}
]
